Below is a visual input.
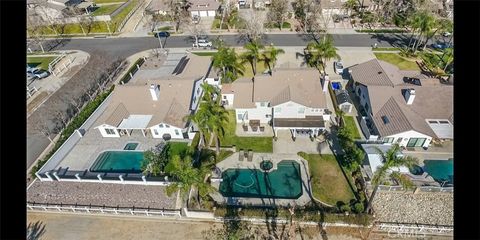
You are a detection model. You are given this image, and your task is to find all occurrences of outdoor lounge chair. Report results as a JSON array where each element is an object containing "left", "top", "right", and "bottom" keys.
[
  {"left": 243, "top": 125, "right": 248, "bottom": 132},
  {"left": 259, "top": 126, "right": 265, "bottom": 132},
  {"left": 247, "top": 150, "right": 253, "bottom": 162},
  {"left": 239, "top": 149, "right": 244, "bottom": 161}
]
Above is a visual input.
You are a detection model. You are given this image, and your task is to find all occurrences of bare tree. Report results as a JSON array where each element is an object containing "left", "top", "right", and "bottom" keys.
[
  {"left": 184, "top": 19, "right": 207, "bottom": 47},
  {"left": 30, "top": 109, "right": 57, "bottom": 143},
  {"left": 239, "top": 9, "right": 266, "bottom": 42},
  {"left": 268, "top": 0, "right": 289, "bottom": 30},
  {"left": 166, "top": 0, "right": 191, "bottom": 33},
  {"left": 294, "top": 0, "right": 323, "bottom": 42}
]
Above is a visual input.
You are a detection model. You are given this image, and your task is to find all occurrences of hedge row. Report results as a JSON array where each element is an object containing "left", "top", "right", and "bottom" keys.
[
  {"left": 30, "top": 86, "right": 115, "bottom": 179},
  {"left": 356, "top": 29, "right": 407, "bottom": 33},
  {"left": 120, "top": 57, "right": 145, "bottom": 84}
]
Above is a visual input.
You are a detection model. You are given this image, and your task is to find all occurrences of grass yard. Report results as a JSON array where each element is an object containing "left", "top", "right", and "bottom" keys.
[
  {"left": 91, "top": 4, "right": 123, "bottom": 16},
  {"left": 167, "top": 142, "right": 190, "bottom": 157},
  {"left": 192, "top": 52, "right": 217, "bottom": 56},
  {"left": 214, "top": 111, "right": 273, "bottom": 152},
  {"left": 298, "top": 152, "right": 356, "bottom": 206},
  {"left": 240, "top": 61, "right": 268, "bottom": 78},
  {"left": 343, "top": 116, "right": 361, "bottom": 139},
  {"left": 374, "top": 53, "right": 420, "bottom": 70},
  {"left": 372, "top": 47, "right": 400, "bottom": 51},
  {"left": 27, "top": 56, "right": 57, "bottom": 70}
]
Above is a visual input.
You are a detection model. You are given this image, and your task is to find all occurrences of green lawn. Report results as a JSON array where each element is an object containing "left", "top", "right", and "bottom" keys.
[
  {"left": 213, "top": 111, "right": 273, "bottom": 152},
  {"left": 27, "top": 56, "right": 57, "bottom": 70},
  {"left": 240, "top": 61, "right": 268, "bottom": 78},
  {"left": 192, "top": 52, "right": 217, "bottom": 56},
  {"left": 91, "top": 4, "right": 123, "bottom": 16},
  {"left": 94, "top": 0, "right": 127, "bottom": 3},
  {"left": 374, "top": 53, "right": 420, "bottom": 70},
  {"left": 168, "top": 142, "right": 190, "bottom": 157},
  {"left": 343, "top": 116, "right": 361, "bottom": 139},
  {"left": 372, "top": 47, "right": 400, "bottom": 51},
  {"left": 298, "top": 152, "right": 356, "bottom": 206}
]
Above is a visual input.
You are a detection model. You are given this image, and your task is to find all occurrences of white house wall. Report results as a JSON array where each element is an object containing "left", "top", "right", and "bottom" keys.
[
  {"left": 221, "top": 93, "right": 235, "bottom": 107},
  {"left": 97, "top": 124, "right": 120, "bottom": 138},
  {"left": 384, "top": 130, "right": 432, "bottom": 148},
  {"left": 235, "top": 107, "right": 271, "bottom": 124},
  {"left": 273, "top": 101, "right": 307, "bottom": 118},
  {"left": 150, "top": 123, "right": 185, "bottom": 139}
]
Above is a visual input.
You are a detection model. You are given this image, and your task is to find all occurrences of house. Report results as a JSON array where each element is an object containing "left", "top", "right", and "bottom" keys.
[
  {"left": 94, "top": 54, "right": 213, "bottom": 140},
  {"left": 320, "top": 0, "right": 378, "bottom": 18},
  {"left": 189, "top": 0, "right": 221, "bottom": 17},
  {"left": 221, "top": 68, "right": 331, "bottom": 139},
  {"left": 349, "top": 59, "right": 453, "bottom": 148},
  {"left": 27, "top": 0, "right": 93, "bottom": 22},
  {"left": 335, "top": 89, "right": 353, "bottom": 113}
]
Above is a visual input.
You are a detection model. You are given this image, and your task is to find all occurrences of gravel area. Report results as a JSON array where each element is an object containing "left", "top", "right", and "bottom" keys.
[
  {"left": 372, "top": 192, "right": 453, "bottom": 226},
  {"left": 27, "top": 181, "right": 177, "bottom": 209}
]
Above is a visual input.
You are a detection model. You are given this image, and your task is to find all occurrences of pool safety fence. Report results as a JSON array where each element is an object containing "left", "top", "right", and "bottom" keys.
[
  {"left": 365, "top": 184, "right": 453, "bottom": 193},
  {"left": 27, "top": 202, "right": 181, "bottom": 218}
]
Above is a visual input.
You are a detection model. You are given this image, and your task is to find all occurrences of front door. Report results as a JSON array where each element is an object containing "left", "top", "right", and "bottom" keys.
[{"left": 407, "top": 138, "right": 426, "bottom": 147}]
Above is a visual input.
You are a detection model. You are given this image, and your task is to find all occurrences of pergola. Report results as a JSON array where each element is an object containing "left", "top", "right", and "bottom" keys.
[{"left": 117, "top": 115, "right": 152, "bottom": 137}]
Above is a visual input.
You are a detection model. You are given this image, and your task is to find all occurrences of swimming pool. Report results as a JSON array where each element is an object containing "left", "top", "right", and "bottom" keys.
[
  {"left": 124, "top": 142, "right": 139, "bottom": 150},
  {"left": 423, "top": 159, "right": 453, "bottom": 184},
  {"left": 219, "top": 160, "right": 303, "bottom": 199},
  {"left": 90, "top": 151, "right": 144, "bottom": 173}
]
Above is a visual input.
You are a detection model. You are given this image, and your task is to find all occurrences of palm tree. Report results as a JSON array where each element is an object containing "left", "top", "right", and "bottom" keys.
[
  {"left": 164, "top": 155, "right": 215, "bottom": 203},
  {"left": 365, "top": 144, "right": 419, "bottom": 213},
  {"left": 205, "top": 104, "right": 229, "bottom": 154},
  {"left": 241, "top": 40, "right": 265, "bottom": 101},
  {"left": 212, "top": 46, "right": 245, "bottom": 83},
  {"left": 262, "top": 44, "right": 285, "bottom": 75},
  {"left": 184, "top": 107, "right": 209, "bottom": 149},
  {"left": 305, "top": 35, "right": 339, "bottom": 74}
]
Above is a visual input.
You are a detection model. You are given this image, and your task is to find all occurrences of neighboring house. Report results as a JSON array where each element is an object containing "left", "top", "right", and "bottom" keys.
[
  {"left": 320, "top": 0, "right": 378, "bottom": 18},
  {"left": 361, "top": 144, "right": 409, "bottom": 181},
  {"left": 47, "top": 0, "right": 83, "bottom": 7},
  {"left": 27, "top": 0, "right": 93, "bottom": 22},
  {"left": 335, "top": 89, "right": 353, "bottom": 113},
  {"left": 349, "top": 59, "right": 453, "bottom": 148},
  {"left": 94, "top": 54, "right": 213, "bottom": 140},
  {"left": 189, "top": 0, "right": 221, "bottom": 17},
  {"left": 146, "top": 0, "right": 169, "bottom": 15},
  {"left": 221, "top": 68, "right": 331, "bottom": 139}
]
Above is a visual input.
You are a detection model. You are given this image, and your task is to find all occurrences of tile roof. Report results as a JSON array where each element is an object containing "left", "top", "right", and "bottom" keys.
[
  {"left": 105, "top": 103, "right": 130, "bottom": 127},
  {"left": 188, "top": 0, "right": 220, "bottom": 11}
]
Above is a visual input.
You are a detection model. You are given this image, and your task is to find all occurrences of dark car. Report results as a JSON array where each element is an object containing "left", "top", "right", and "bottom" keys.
[
  {"left": 431, "top": 42, "right": 452, "bottom": 50},
  {"left": 154, "top": 31, "right": 170, "bottom": 38}
]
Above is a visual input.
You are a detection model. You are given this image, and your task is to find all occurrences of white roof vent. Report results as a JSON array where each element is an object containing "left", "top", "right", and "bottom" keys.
[{"left": 150, "top": 84, "right": 160, "bottom": 101}]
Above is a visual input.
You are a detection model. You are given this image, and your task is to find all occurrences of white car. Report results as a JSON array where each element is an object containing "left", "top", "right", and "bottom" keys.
[
  {"left": 32, "top": 69, "right": 50, "bottom": 79},
  {"left": 334, "top": 61, "right": 344, "bottom": 75},
  {"left": 193, "top": 38, "right": 212, "bottom": 48}
]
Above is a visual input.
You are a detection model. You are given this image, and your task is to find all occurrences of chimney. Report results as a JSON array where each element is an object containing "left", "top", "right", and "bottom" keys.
[
  {"left": 404, "top": 89, "right": 415, "bottom": 105},
  {"left": 150, "top": 84, "right": 160, "bottom": 101}
]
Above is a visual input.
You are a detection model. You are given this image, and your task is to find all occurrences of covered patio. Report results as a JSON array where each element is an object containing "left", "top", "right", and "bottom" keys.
[
  {"left": 117, "top": 115, "right": 152, "bottom": 137},
  {"left": 273, "top": 116, "right": 326, "bottom": 141}
]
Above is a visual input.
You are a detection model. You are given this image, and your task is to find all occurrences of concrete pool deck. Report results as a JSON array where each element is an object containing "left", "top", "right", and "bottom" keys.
[{"left": 210, "top": 153, "right": 314, "bottom": 207}]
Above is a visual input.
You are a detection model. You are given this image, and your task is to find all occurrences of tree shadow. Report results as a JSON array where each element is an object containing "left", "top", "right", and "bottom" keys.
[
  {"left": 368, "top": 33, "right": 410, "bottom": 48},
  {"left": 27, "top": 221, "right": 46, "bottom": 240}
]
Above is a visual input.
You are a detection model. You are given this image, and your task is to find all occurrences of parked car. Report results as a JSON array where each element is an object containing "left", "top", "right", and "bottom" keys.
[
  {"left": 193, "top": 38, "right": 213, "bottom": 48},
  {"left": 239, "top": 0, "right": 246, "bottom": 6},
  {"left": 431, "top": 42, "right": 452, "bottom": 50},
  {"left": 334, "top": 61, "right": 344, "bottom": 74},
  {"left": 442, "top": 32, "right": 452, "bottom": 37},
  {"left": 154, "top": 31, "right": 170, "bottom": 38},
  {"left": 32, "top": 69, "right": 49, "bottom": 79},
  {"left": 27, "top": 65, "right": 37, "bottom": 74}
]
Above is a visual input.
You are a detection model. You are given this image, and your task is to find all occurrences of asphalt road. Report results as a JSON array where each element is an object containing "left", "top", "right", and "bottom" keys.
[
  {"left": 26, "top": 33, "right": 440, "bottom": 169},
  {"left": 41, "top": 33, "right": 415, "bottom": 59}
]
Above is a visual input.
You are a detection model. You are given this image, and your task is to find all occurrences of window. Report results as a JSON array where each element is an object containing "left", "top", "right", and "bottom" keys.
[
  {"left": 298, "top": 107, "right": 305, "bottom": 114},
  {"left": 428, "top": 120, "right": 438, "bottom": 124},
  {"left": 165, "top": 125, "right": 170, "bottom": 128},
  {"left": 159, "top": 124, "right": 164, "bottom": 128},
  {"left": 382, "top": 116, "right": 390, "bottom": 124},
  {"left": 105, "top": 128, "right": 116, "bottom": 135},
  {"left": 397, "top": 137, "right": 403, "bottom": 143},
  {"left": 275, "top": 108, "right": 281, "bottom": 113},
  {"left": 175, "top": 129, "right": 180, "bottom": 135},
  {"left": 153, "top": 129, "right": 158, "bottom": 135},
  {"left": 260, "top": 102, "right": 266, "bottom": 107},
  {"left": 383, "top": 137, "right": 394, "bottom": 143},
  {"left": 223, "top": 95, "right": 227, "bottom": 99},
  {"left": 439, "top": 120, "right": 449, "bottom": 124},
  {"left": 197, "top": 88, "right": 200, "bottom": 94},
  {"left": 237, "top": 114, "right": 243, "bottom": 120}
]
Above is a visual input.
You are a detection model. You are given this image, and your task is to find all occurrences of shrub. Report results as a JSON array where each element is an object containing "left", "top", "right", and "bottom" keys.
[
  {"left": 120, "top": 57, "right": 145, "bottom": 84},
  {"left": 340, "top": 204, "right": 351, "bottom": 213},
  {"left": 356, "top": 29, "right": 407, "bottom": 33},
  {"left": 352, "top": 202, "right": 365, "bottom": 213}
]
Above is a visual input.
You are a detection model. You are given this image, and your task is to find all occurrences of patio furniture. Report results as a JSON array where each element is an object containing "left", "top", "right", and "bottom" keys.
[
  {"left": 239, "top": 149, "right": 244, "bottom": 161},
  {"left": 259, "top": 126, "right": 265, "bottom": 132},
  {"left": 251, "top": 126, "right": 258, "bottom": 132},
  {"left": 249, "top": 120, "right": 260, "bottom": 132},
  {"left": 247, "top": 149, "right": 253, "bottom": 162},
  {"left": 242, "top": 125, "right": 248, "bottom": 132}
]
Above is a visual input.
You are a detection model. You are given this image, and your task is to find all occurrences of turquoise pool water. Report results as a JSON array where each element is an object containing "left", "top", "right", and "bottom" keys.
[
  {"left": 424, "top": 159, "right": 453, "bottom": 184},
  {"left": 124, "top": 142, "right": 139, "bottom": 150},
  {"left": 90, "top": 151, "right": 144, "bottom": 173},
  {"left": 219, "top": 160, "right": 303, "bottom": 199}
]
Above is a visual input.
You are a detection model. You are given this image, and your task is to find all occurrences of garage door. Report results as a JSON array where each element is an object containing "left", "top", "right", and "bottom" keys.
[
  {"left": 207, "top": 10, "right": 216, "bottom": 17},
  {"left": 199, "top": 11, "right": 208, "bottom": 17}
]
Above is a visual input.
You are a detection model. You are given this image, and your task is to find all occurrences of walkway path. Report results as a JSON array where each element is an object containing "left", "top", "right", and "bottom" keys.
[{"left": 118, "top": 0, "right": 152, "bottom": 37}]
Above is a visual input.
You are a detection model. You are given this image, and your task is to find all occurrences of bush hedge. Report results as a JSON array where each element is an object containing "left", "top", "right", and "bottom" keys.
[
  {"left": 356, "top": 29, "right": 407, "bottom": 33},
  {"left": 30, "top": 86, "right": 115, "bottom": 178},
  {"left": 120, "top": 57, "right": 145, "bottom": 84}
]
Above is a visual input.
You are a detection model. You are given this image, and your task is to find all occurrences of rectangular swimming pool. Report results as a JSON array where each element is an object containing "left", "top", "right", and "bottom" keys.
[
  {"left": 90, "top": 151, "right": 144, "bottom": 173},
  {"left": 424, "top": 159, "right": 453, "bottom": 184},
  {"left": 219, "top": 160, "right": 303, "bottom": 199}
]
